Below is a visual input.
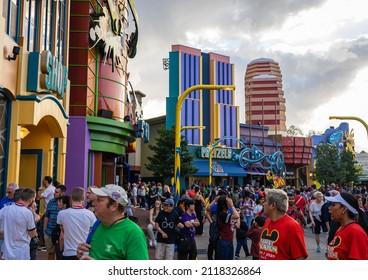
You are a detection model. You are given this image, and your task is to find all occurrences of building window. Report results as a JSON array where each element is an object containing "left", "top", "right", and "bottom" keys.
[
  {"left": 23, "top": 0, "right": 39, "bottom": 51},
  {"left": 42, "top": 0, "right": 54, "bottom": 51},
  {"left": 56, "top": 0, "right": 66, "bottom": 63},
  {"left": 0, "top": 91, "right": 10, "bottom": 195},
  {"left": 3, "top": 0, "right": 20, "bottom": 41}
]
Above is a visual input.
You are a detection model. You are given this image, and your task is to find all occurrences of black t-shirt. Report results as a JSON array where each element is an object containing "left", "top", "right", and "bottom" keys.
[{"left": 155, "top": 210, "right": 181, "bottom": 244}]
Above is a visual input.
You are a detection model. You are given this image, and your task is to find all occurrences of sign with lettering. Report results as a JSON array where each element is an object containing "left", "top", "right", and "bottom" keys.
[
  {"left": 27, "top": 51, "right": 68, "bottom": 99},
  {"left": 199, "top": 146, "right": 232, "bottom": 160}
]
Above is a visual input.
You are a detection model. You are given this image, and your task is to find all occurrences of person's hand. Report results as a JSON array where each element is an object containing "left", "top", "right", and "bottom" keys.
[
  {"left": 161, "top": 232, "right": 168, "bottom": 238},
  {"left": 80, "top": 255, "right": 94, "bottom": 260},
  {"left": 77, "top": 242, "right": 91, "bottom": 259}
]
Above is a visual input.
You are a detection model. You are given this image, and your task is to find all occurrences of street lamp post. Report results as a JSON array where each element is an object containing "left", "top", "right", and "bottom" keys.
[
  {"left": 329, "top": 116, "right": 368, "bottom": 142},
  {"left": 174, "top": 84, "right": 235, "bottom": 201}
]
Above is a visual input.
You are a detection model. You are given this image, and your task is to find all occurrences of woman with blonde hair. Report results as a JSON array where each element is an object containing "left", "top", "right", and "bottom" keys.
[
  {"left": 309, "top": 191, "right": 327, "bottom": 253},
  {"left": 147, "top": 199, "right": 162, "bottom": 247}
]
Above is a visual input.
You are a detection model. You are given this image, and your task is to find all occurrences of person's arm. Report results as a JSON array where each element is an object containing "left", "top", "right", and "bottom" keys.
[
  {"left": 295, "top": 207, "right": 306, "bottom": 225},
  {"left": 28, "top": 228, "right": 37, "bottom": 238},
  {"left": 59, "top": 226, "right": 64, "bottom": 252},
  {"left": 206, "top": 196, "right": 218, "bottom": 212},
  {"left": 227, "top": 198, "right": 239, "bottom": 220},
  {"left": 149, "top": 209, "right": 155, "bottom": 225},
  {"left": 155, "top": 222, "right": 168, "bottom": 238},
  {"left": 43, "top": 215, "right": 49, "bottom": 235},
  {"left": 308, "top": 203, "right": 315, "bottom": 226}
]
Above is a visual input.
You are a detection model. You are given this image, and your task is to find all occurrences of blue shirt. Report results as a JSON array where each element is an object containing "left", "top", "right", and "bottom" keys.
[
  {"left": 44, "top": 198, "right": 60, "bottom": 236},
  {"left": 0, "top": 196, "right": 14, "bottom": 209}
]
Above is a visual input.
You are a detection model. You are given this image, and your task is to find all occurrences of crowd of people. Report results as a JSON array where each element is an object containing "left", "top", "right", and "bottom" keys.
[{"left": 0, "top": 177, "right": 367, "bottom": 260}]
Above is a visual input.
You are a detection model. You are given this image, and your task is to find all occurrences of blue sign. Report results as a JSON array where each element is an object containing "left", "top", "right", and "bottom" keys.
[{"left": 27, "top": 51, "right": 68, "bottom": 99}]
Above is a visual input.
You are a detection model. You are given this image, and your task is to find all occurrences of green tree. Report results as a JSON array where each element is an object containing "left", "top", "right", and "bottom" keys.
[
  {"left": 313, "top": 143, "right": 361, "bottom": 186},
  {"left": 314, "top": 143, "right": 341, "bottom": 185},
  {"left": 340, "top": 149, "right": 360, "bottom": 185},
  {"left": 287, "top": 125, "right": 304, "bottom": 136},
  {"left": 145, "top": 126, "right": 198, "bottom": 181}
]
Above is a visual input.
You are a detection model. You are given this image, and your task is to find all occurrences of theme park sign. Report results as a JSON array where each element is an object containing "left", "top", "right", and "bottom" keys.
[
  {"left": 199, "top": 146, "right": 233, "bottom": 160},
  {"left": 27, "top": 50, "right": 68, "bottom": 99}
]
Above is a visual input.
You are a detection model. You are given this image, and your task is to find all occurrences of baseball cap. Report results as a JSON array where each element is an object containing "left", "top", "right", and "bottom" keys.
[
  {"left": 325, "top": 193, "right": 358, "bottom": 215},
  {"left": 90, "top": 184, "right": 128, "bottom": 206},
  {"left": 163, "top": 198, "right": 175, "bottom": 206}
]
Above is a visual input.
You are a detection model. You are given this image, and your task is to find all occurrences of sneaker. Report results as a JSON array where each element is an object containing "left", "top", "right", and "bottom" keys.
[
  {"left": 149, "top": 240, "right": 153, "bottom": 247},
  {"left": 235, "top": 255, "right": 239, "bottom": 259},
  {"left": 317, "top": 246, "right": 321, "bottom": 253},
  {"left": 154, "top": 241, "right": 157, "bottom": 248}
]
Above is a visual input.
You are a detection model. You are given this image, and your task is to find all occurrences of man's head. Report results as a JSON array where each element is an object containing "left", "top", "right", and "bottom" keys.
[
  {"left": 287, "top": 192, "right": 295, "bottom": 207},
  {"left": 20, "top": 188, "right": 36, "bottom": 207},
  {"left": 163, "top": 198, "right": 175, "bottom": 212},
  {"left": 264, "top": 189, "right": 288, "bottom": 217},
  {"left": 43, "top": 176, "right": 53, "bottom": 187},
  {"left": 6, "top": 183, "right": 19, "bottom": 200},
  {"left": 91, "top": 185, "right": 128, "bottom": 220},
  {"left": 13, "top": 188, "right": 23, "bottom": 203},
  {"left": 86, "top": 185, "right": 98, "bottom": 203},
  {"left": 71, "top": 187, "right": 85, "bottom": 203},
  {"left": 184, "top": 199, "right": 195, "bottom": 210},
  {"left": 54, "top": 184, "right": 67, "bottom": 199},
  {"left": 255, "top": 216, "right": 266, "bottom": 228}
]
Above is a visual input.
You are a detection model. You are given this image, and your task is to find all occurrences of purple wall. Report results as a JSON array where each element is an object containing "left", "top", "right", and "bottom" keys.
[{"left": 65, "top": 116, "right": 91, "bottom": 194}]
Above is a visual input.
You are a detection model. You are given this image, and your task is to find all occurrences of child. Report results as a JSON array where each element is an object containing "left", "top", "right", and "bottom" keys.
[
  {"left": 235, "top": 212, "right": 249, "bottom": 259},
  {"left": 246, "top": 215, "right": 266, "bottom": 260}
]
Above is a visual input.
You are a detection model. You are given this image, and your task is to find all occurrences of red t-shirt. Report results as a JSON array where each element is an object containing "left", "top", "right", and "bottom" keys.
[
  {"left": 259, "top": 215, "right": 308, "bottom": 260},
  {"left": 294, "top": 195, "right": 307, "bottom": 214},
  {"left": 327, "top": 223, "right": 368, "bottom": 260}
]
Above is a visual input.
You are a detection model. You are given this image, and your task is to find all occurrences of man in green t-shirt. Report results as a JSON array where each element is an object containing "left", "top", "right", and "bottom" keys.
[{"left": 77, "top": 184, "right": 148, "bottom": 260}]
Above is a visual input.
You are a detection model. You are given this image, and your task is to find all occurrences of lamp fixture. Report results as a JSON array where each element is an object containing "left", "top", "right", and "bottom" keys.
[
  {"left": 8, "top": 46, "right": 20, "bottom": 61},
  {"left": 20, "top": 127, "right": 30, "bottom": 139}
]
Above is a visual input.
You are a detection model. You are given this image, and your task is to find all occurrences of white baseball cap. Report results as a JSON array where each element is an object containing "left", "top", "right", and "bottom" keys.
[{"left": 91, "top": 184, "right": 128, "bottom": 206}]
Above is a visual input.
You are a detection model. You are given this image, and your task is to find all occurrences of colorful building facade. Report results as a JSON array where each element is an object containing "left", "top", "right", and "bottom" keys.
[
  {"left": 65, "top": 0, "right": 138, "bottom": 190},
  {"left": 166, "top": 45, "right": 247, "bottom": 187},
  {"left": 245, "top": 58, "right": 287, "bottom": 135},
  {"left": 0, "top": 0, "right": 70, "bottom": 201}
]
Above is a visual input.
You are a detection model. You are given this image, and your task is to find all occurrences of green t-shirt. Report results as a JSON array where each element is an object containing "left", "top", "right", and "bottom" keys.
[{"left": 90, "top": 218, "right": 148, "bottom": 260}]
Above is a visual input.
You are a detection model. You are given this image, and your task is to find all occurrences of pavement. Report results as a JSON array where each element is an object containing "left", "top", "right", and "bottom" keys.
[{"left": 36, "top": 207, "right": 326, "bottom": 260}]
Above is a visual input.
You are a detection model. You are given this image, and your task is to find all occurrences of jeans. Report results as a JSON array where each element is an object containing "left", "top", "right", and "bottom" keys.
[
  {"left": 215, "top": 239, "right": 234, "bottom": 260},
  {"left": 235, "top": 238, "right": 249, "bottom": 257},
  {"left": 244, "top": 215, "right": 254, "bottom": 230}
]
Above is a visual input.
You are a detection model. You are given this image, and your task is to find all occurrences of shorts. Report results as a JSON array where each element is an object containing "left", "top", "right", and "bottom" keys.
[
  {"left": 44, "top": 234, "right": 55, "bottom": 253},
  {"left": 313, "top": 217, "right": 328, "bottom": 234},
  {"left": 155, "top": 242, "right": 175, "bottom": 260}
]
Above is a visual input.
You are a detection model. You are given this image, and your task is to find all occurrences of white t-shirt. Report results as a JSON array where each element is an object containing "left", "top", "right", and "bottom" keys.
[
  {"left": 0, "top": 204, "right": 36, "bottom": 260},
  {"left": 42, "top": 185, "right": 55, "bottom": 207},
  {"left": 57, "top": 207, "right": 96, "bottom": 257}
]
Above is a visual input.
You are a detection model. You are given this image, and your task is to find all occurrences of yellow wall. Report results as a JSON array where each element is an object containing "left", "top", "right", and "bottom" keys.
[{"left": 1, "top": 0, "right": 70, "bottom": 189}]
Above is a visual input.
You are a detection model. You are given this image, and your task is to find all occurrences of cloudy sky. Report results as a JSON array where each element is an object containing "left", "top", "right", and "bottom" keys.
[{"left": 128, "top": 0, "right": 368, "bottom": 152}]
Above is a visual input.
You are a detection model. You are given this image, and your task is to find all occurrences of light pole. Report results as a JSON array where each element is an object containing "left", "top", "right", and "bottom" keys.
[
  {"left": 329, "top": 116, "right": 368, "bottom": 142},
  {"left": 174, "top": 84, "right": 235, "bottom": 201}
]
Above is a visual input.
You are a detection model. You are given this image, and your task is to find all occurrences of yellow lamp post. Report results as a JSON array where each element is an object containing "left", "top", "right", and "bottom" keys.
[
  {"left": 329, "top": 116, "right": 368, "bottom": 141},
  {"left": 174, "top": 84, "right": 235, "bottom": 201}
]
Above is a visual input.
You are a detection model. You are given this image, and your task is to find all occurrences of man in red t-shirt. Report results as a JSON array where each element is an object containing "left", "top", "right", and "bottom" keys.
[
  {"left": 294, "top": 189, "right": 307, "bottom": 215},
  {"left": 259, "top": 189, "right": 308, "bottom": 260}
]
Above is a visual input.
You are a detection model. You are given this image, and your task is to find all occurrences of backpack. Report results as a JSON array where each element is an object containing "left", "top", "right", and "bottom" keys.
[
  {"left": 320, "top": 202, "right": 330, "bottom": 223},
  {"left": 209, "top": 219, "right": 219, "bottom": 243}
]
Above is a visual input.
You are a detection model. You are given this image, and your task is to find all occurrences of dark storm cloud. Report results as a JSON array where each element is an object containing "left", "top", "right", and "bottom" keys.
[
  {"left": 128, "top": 0, "right": 368, "bottom": 126},
  {"left": 276, "top": 36, "right": 368, "bottom": 124}
]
